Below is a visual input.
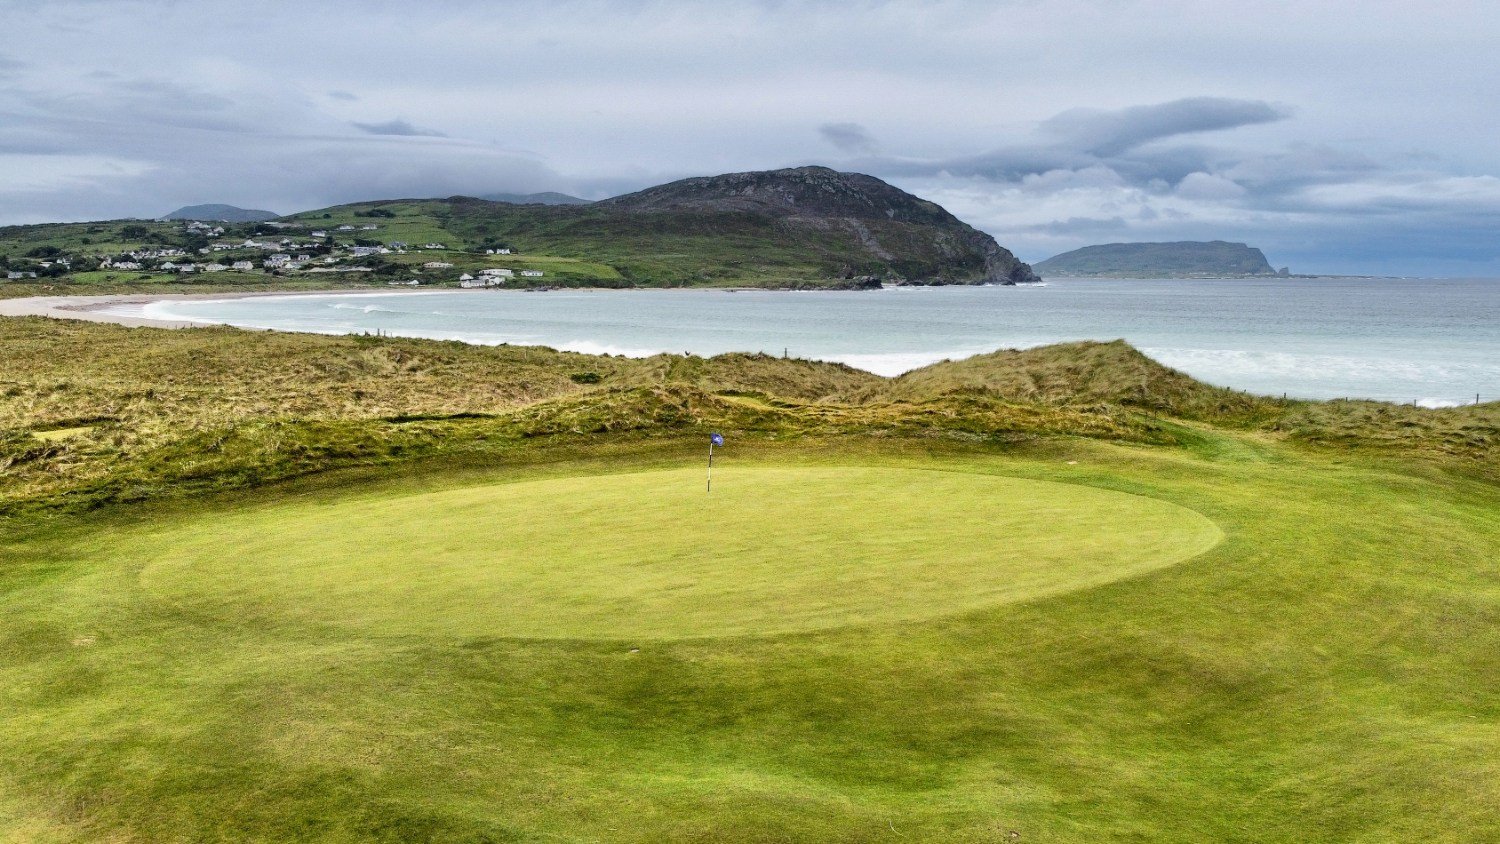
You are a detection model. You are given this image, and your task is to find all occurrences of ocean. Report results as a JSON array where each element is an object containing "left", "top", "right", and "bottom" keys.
[{"left": 122, "top": 277, "right": 1500, "bottom": 406}]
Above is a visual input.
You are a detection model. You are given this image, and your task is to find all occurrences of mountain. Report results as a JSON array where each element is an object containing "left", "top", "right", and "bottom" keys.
[
  {"left": 160, "top": 204, "right": 280, "bottom": 223},
  {"left": 478, "top": 191, "right": 591, "bottom": 206},
  {"left": 591, "top": 166, "right": 1038, "bottom": 284},
  {"left": 273, "top": 166, "right": 1038, "bottom": 288},
  {"left": 1034, "top": 241, "right": 1283, "bottom": 278}
]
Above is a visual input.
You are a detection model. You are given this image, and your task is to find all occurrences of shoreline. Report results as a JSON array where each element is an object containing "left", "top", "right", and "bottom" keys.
[{"left": 0, "top": 288, "right": 428, "bottom": 329}]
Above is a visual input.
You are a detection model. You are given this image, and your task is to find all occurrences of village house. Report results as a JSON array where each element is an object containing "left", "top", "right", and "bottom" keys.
[
  {"left": 423, "top": 243, "right": 446, "bottom": 250},
  {"left": 361, "top": 224, "right": 379, "bottom": 231},
  {"left": 203, "top": 263, "right": 227, "bottom": 273},
  {"left": 231, "top": 261, "right": 254, "bottom": 271},
  {"left": 485, "top": 248, "right": 513, "bottom": 255},
  {"left": 459, "top": 277, "right": 502, "bottom": 288},
  {"left": 520, "top": 270, "right": 544, "bottom": 277},
  {"left": 177, "top": 263, "right": 197, "bottom": 273},
  {"left": 387, "top": 279, "right": 421, "bottom": 286},
  {"left": 310, "top": 230, "right": 328, "bottom": 238},
  {"left": 6, "top": 271, "right": 38, "bottom": 279},
  {"left": 336, "top": 224, "right": 355, "bottom": 232},
  {"left": 160, "top": 261, "right": 177, "bottom": 270},
  {"left": 422, "top": 261, "right": 453, "bottom": 269},
  {"left": 480, "top": 268, "right": 514, "bottom": 277}
]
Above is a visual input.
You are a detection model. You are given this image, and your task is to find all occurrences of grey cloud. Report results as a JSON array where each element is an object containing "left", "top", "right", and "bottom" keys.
[
  {"left": 862, "top": 99, "right": 1287, "bottom": 188},
  {"left": 327, "top": 90, "right": 359, "bottom": 101},
  {"left": 1021, "top": 216, "right": 1129, "bottom": 236},
  {"left": 1042, "top": 97, "right": 1291, "bottom": 157},
  {"left": 1223, "top": 145, "right": 1380, "bottom": 192},
  {"left": 352, "top": 119, "right": 447, "bottom": 137},
  {"left": 818, "top": 122, "right": 878, "bottom": 155}
]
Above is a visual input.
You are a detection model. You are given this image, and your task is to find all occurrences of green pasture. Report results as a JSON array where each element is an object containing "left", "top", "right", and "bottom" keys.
[{"left": 2, "top": 436, "right": 1497, "bottom": 842}]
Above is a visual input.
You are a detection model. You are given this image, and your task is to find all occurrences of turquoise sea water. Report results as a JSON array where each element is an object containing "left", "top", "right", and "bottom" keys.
[{"left": 124, "top": 277, "right": 1500, "bottom": 406}]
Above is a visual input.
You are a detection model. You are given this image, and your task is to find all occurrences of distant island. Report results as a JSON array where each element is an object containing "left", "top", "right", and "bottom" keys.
[
  {"left": 160, "top": 204, "right": 281, "bottom": 223},
  {"left": 1034, "top": 241, "right": 1288, "bottom": 278},
  {"left": 478, "top": 191, "right": 591, "bottom": 206}
]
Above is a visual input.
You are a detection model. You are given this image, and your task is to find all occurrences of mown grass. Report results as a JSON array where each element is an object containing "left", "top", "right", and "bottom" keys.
[
  {"left": 0, "top": 316, "right": 1497, "bottom": 842},
  {"left": 1, "top": 436, "right": 1497, "bottom": 842}
]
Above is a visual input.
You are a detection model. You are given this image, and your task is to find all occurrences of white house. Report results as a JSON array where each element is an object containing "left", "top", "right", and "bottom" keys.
[
  {"left": 520, "top": 270, "right": 544, "bottom": 277},
  {"left": 459, "top": 277, "right": 504, "bottom": 288},
  {"left": 423, "top": 243, "right": 446, "bottom": 250},
  {"left": 422, "top": 261, "right": 453, "bottom": 269},
  {"left": 479, "top": 268, "right": 514, "bottom": 277},
  {"left": 387, "top": 278, "right": 421, "bottom": 286},
  {"left": 178, "top": 263, "right": 197, "bottom": 273},
  {"left": 336, "top": 224, "right": 355, "bottom": 231},
  {"left": 160, "top": 261, "right": 177, "bottom": 270},
  {"left": 310, "top": 230, "right": 328, "bottom": 238},
  {"left": 6, "top": 271, "right": 37, "bottom": 279},
  {"left": 203, "top": 263, "right": 227, "bottom": 272},
  {"left": 485, "top": 248, "right": 513, "bottom": 255},
  {"left": 231, "top": 261, "right": 254, "bottom": 271}
]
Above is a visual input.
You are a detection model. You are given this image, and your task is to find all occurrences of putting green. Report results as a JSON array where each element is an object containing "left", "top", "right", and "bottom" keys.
[{"left": 130, "top": 467, "right": 1221, "bottom": 639}]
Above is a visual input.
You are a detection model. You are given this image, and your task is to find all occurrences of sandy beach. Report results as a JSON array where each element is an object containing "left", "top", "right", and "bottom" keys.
[{"left": 0, "top": 289, "right": 414, "bottom": 329}]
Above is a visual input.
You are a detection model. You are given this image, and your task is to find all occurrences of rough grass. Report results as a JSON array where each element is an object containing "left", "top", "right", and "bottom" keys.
[{"left": 2, "top": 318, "right": 1495, "bottom": 514}]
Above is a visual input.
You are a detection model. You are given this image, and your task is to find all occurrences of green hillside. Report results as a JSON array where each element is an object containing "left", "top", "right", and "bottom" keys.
[{"left": 0, "top": 168, "right": 1037, "bottom": 297}]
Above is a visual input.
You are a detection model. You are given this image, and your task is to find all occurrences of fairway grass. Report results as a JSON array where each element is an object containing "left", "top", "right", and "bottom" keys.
[
  {"left": 2, "top": 440, "right": 1497, "bottom": 842},
  {"left": 127, "top": 467, "right": 1221, "bottom": 639}
]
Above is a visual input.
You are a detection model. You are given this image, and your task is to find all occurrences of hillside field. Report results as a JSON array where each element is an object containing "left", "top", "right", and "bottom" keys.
[{"left": 0, "top": 318, "right": 1497, "bottom": 842}]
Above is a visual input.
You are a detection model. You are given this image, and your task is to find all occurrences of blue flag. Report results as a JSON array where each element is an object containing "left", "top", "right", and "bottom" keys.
[{"left": 710, "top": 433, "right": 724, "bottom": 446}]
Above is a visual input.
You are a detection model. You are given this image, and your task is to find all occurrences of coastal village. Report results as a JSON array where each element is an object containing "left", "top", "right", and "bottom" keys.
[{"left": 2, "top": 217, "right": 548, "bottom": 289}]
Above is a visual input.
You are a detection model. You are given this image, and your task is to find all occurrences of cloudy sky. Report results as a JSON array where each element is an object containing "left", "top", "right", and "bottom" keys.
[{"left": 3, "top": 0, "right": 1499, "bottom": 275}]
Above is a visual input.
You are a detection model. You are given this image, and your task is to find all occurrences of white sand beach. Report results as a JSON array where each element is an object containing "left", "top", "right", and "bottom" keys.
[{"left": 0, "top": 289, "right": 406, "bottom": 329}]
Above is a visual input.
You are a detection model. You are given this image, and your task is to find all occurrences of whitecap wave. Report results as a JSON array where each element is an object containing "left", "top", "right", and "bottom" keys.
[{"left": 824, "top": 349, "right": 993, "bottom": 376}]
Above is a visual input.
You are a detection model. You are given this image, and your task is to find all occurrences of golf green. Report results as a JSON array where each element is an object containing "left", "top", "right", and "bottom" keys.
[{"left": 127, "top": 467, "right": 1221, "bottom": 639}]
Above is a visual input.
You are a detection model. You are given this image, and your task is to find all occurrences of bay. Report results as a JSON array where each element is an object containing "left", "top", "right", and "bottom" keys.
[{"left": 129, "top": 277, "right": 1500, "bottom": 406}]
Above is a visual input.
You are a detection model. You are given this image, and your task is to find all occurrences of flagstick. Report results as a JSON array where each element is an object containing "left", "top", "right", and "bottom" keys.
[{"left": 706, "top": 440, "right": 715, "bottom": 493}]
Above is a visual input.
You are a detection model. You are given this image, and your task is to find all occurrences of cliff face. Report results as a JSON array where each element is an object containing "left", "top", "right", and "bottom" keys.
[
  {"left": 599, "top": 167, "right": 1039, "bottom": 285},
  {"left": 1034, "top": 241, "right": 1279, "bottom": 278}
]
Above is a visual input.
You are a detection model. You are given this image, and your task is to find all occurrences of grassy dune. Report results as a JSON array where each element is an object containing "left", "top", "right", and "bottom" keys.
[{"left": 1, "top": 317, "right": 1498, "bottom": 842}]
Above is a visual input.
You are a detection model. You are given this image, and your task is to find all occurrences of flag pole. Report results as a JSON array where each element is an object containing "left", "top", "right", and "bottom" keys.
[{"left": 706, "top": 439, "right": 714, "bottom": 493}]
